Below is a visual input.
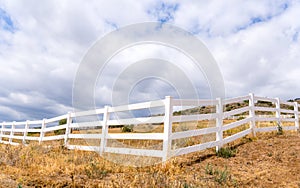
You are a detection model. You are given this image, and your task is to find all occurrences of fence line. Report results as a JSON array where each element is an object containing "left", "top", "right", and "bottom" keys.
[{"left": 0, "top": 93, "right": 299, "bottom": 162}]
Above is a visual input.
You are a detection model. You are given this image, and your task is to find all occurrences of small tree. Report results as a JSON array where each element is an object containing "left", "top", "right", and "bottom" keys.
[{"left": 54, "top": 119, "right": 67, "bottom": 135}]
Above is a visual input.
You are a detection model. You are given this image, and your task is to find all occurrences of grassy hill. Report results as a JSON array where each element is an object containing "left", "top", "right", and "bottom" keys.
[
  {"left": 0, "top": 131, "right": 299, "bottom": 187},
  {"left": 173, "top": 99, "right": 298, "bottom": 117}
]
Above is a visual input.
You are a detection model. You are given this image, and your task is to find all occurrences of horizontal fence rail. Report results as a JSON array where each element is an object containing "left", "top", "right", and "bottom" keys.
[{"left": 0, "top": 93, "right": 299, "bottom": 162}]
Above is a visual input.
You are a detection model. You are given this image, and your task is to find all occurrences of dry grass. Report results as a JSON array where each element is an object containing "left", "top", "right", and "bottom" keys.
[{"left": 0, "top": 130, "right": 299, "bottom": 187}]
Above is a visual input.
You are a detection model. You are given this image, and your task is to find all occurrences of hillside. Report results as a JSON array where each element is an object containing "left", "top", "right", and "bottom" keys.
[
  {"left": 174, "top": 99, "right": 299, "bottom": 116},
  {"left": 0, "top": 131, "right": 299, "bottom": 187}
]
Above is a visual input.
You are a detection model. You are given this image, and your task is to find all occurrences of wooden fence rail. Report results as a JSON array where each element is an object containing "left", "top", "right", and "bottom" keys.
[{"left": 0, "top": 93, "right": 299, "bottom": 162}]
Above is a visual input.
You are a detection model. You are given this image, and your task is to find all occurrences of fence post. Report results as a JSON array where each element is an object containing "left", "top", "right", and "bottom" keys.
[
  {"left": 23, "top": 120, "right": 29, "bottom": 145},
  {"left": 64, "top": 112, "right": 72, "bottom": 147},
  {"left": 9, "top": 121, "right": 15, "bottom": 144},
  {"left": 216, "top": 98, "right": 223, "bottom": 152},
  {"left": 39, "top": 119, "right": 46, "bottom": 144},
  {"left": 100, "top": 106, "right": 110, "bottom": 156},
  {"left": 249, "top": 93, "right": 256, "bottom": 137},
  {"left": 0, "top": 122, "right": 4, "bottom": 142},
  {"left": 275, "top": 98, "right": 281, "bottom": 126},
  {"left": 163, "top": 96, "right": 173, "bottom": 162},
  {"left": 294, "top": 102, "right": 299, "bottom": 131}
]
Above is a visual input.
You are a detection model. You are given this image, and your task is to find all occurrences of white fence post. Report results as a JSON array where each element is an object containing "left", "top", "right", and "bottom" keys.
[
  {"left": 23, "top": 120, "right": 29, "bottom": 145},
  {"left": 9, "top": 121, "right": 15, "bottom": 144},
  {"left": 39, "top": 119, "right": 46, "bottom": 144},
  {"left": 100, "top": 106, "right": 110, "bottom": 156},
  {"left": 216, "top": 98, "right": 223, "bottom": 152},
  {"left": 275, "top": 98, "right": 281, "bottom": 126},
  {"left": 64, "top": 112, "right": 72, "bottom": 146},
  {"left": 162, "top": 96, "right": 173, "bottom": 162},
  {"left": 294, "top": 102, "right": 299, "bottom": 131},
  {"left": 249, "top": 93, "right": 256, "bottom": 137},
  {"left": 0, "top": 122, "right": 4, "bottom": 142}
]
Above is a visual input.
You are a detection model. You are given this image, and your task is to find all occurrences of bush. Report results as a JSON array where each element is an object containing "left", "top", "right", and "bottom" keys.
[
  {"left": 214, "top": 166, "right": 229, "bottom": 184},
  {"left": 205, "top": 163, "right": 214, "bottom": 175},
  {"left": 226, "top": 106, "right": 233, "bottom": 111},
  {"left": 121, "top": 125, "right": 134, "bottom": 132},
  {"left": 277, "top": 123, "right": 283, "bottom": 135},
  {"left": 205, "top": 164, "right": 230, "bottom": 185},
  {"left": 84, "top": 161, "right": 109, "bottom": 179},
  {"left": 54, "top": 119, "right": 67, "bottom": 135},
  {"left": 243, "top": 100, "right": 249, "bottom": 104},
  {"left": 173, "top": 111, "right": 182, "bottom": 116},
  {"left": 237, "top": 116, "right": 245, "bottom": 121},
  {"left": 216, "top": 147, "right": 236, "bottom": 158}
]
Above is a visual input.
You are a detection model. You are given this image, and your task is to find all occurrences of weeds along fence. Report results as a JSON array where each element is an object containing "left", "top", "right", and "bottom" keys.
[{"left": 0, "top": 93, "right": 299, "bottom": 162}]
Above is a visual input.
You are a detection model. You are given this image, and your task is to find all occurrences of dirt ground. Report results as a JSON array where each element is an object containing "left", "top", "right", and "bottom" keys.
[{"left": 0, "top": 131, "right": 299, "bottom": 187}]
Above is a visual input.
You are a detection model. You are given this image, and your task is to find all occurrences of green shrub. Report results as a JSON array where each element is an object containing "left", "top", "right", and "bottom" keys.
[
  {"left": 214, "top": 166, "right": 229, "bottom": 184},
  {"left": 54, "top": 119, "right": 67, "bottom": 135},
  {"left": 121, "top": 125, "right": 134, "bottom": 132},
  {"left": 59, "top": 119, "right": 67, "bottom": 125},
  {"left": 237, "top": 116, "right": 245, "bottom": 121},
  {"left": 84, "top": 161, "right": 109, "bottom": 179},
  {"left": 277, "top": 122, "right": 283, "bottom": 135},
  {"left": 205, "top": 163, "right": 214, "bottom": 175},
  {"left": 225, "top": 106, "right": 233, "bottom": 111},
  {"left": 173, "top": 111, "right": 182, "bottom": 116},
  {"left": 205, "top": 164, "right": 230, "bottom": 185},
  {"left": 243, "top": 100, "right": 249, "bottom": 104},
  {"left": 216, "top": 147, "right": 236, "bottom": 158}
]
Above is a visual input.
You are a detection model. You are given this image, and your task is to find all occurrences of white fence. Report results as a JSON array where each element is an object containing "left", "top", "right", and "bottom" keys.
[{"left": 0, "top": 93, "right": 299, "bottom": 162}]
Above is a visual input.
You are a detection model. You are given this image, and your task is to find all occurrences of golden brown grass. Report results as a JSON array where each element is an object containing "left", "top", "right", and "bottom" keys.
[
  {"left": 1, "top": 118, "right": 299, "bottom": 187},
  {"left": 0, "top": 130, "right": 299, "bottom": 187}
]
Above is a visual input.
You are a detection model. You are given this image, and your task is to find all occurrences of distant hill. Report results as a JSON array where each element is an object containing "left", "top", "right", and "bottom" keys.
[{"left": 173, "top": 99, "right": 296, "bottom": 116}]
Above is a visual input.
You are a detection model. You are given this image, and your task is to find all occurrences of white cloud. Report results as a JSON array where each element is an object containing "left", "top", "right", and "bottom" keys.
[
  {"left": 174, "top": 0, "right": 290, "bottom": 36},
  {"left": 206, "top": 1, "right": 300, "bottom": 100},
  {"left": 0, "top": 0, "right": 154, "bottom": 121},
  {"left": 0, "top": 0, "right": 299, "bottom": 121}
]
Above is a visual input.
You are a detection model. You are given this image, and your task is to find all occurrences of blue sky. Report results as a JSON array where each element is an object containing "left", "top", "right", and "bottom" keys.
[
  {"left": 0, "top": 0, "right": 300, "bottom": 121},
  {"left": 0, "top": 7, "right": 16, "bottom": 32}
]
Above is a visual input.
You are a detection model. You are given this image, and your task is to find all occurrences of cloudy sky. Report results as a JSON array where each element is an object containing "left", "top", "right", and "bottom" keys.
[{"left": 0, "top": 0, "right": 299, "bottom": 121}]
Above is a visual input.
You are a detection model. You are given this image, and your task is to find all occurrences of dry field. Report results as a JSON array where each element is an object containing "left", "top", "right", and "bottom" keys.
[{"left": 0, "top": 128, "right": 299, "bottom": 187}]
